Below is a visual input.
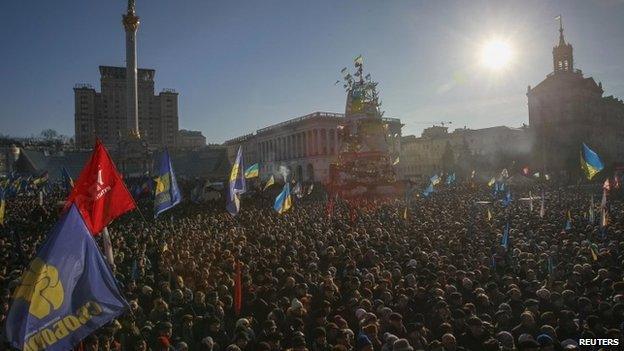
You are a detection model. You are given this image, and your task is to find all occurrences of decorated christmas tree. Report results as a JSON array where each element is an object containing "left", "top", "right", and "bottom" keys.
[{"left": 328, "top": 56, "right": 403, "bottom": 198}]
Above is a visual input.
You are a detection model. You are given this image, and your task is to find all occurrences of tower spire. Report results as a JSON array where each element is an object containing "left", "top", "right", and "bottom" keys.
[
  {"left": 557, "top": 15, "right": 565, "bottom": 46},
  {"left": 552, "top": 15, "right": 573, "bottom": 74}
]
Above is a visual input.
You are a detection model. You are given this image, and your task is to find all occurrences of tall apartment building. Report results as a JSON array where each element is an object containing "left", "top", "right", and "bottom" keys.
[{"left": 74, "top": 66, "right": 178, "bottom": 149}]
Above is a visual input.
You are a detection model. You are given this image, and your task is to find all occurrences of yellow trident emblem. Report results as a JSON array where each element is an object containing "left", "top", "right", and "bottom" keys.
[{"left": 13, "top": 258, "right": 64, "bottom": 319}]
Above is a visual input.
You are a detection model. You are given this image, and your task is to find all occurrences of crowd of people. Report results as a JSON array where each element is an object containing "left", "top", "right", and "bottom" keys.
[{"left": 1, "top": 181, "right": 623, "bottom": 351}]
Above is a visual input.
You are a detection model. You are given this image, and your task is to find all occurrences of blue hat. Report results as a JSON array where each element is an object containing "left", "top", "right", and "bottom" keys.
[
  {"left": 356, "top": 334, "right": 372, "bottom": 350},
  {"left": 537, "top": 334, "right": 554, "bottom": 346}
]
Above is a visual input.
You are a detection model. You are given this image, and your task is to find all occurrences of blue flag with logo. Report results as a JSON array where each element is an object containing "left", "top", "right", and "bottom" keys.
[
  {"left": 5, "top": 205, "right": 128, "bottom": 351},
  {"left": 154, "top": 149, "right": 182, "bottom": 217}
]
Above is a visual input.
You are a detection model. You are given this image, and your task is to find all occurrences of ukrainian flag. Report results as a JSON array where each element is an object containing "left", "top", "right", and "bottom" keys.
[
  {"left": 430, "top": 174, "right": 441, "bottom": 186},
  {"left": 274, "top": 183, "right": 292, "bottom": 214},
  {"left": 244, "top": 163, "right": 259, "bottom": 179},
  {"left": 154, "top": 149, "right": 182, "bottom": 217},
  {"left": 226, "top": 147, "right": 246, "bottom": 216},
  {"left": 61, "top": 167, "right": 74, "bottom": 192},
  {"left": 581, "top": 143, "right": 604, "bottom": 180},
  {"left": 263, "top": 175, "right": 275, "bottom": 191}
]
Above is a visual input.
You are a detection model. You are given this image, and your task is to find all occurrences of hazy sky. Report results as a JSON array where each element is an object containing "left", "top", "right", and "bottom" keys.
[{"left": 1, "top": 0, "right": 623, "bottom": 143}]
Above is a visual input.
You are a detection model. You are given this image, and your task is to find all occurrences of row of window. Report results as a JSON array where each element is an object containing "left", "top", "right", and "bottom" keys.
[{"left": 257, "top": 128, "right": 340, "bottom": 162}]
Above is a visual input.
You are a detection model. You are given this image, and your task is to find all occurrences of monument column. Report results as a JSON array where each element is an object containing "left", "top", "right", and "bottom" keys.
[{"left": 123, "top": 0, "right": 140, "bottom": 137}]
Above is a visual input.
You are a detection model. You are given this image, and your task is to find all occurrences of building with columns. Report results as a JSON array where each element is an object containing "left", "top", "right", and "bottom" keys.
[
  {"left": 527, "top": 18, "right": 624, "bottom": 177},
  {"left": 224, "top": 112, "right": 402, "bottom": 183}
]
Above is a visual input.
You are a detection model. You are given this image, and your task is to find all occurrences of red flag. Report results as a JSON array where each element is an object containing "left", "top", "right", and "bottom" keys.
[
  {"left": 234, "top": 260, "right": 242, "bottom": 315},
  {"left": 65, "top": 139, "right": 136, "bottom": 235}
]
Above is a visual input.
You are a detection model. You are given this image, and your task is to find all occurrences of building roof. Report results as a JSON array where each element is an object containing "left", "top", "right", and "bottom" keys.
[{"left": 529, "top": 70, "right": 602, "bottom": 97}]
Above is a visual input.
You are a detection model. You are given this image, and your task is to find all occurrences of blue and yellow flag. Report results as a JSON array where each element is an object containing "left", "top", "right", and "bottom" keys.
[
  {"left": 5, "top": 205, "right": 128, "bottom": 350},
  {"left": 244, "top": 163, "right": 259, "bottom": 179},
  {"left": 154, "top": 149, "right": 182, "bottom": 217},
  {"left": 430, "top": 174, "right": 441, "bottom": 186},
  {"left": 0, "top": 188, "right": 6, "bottom": 226},
  {"left": 501, "top": 223, "right": 510, "bottom": 248},
  {"left": 226, "top": 147, "right": 246, "bottom": 216},
  {"left": 263, "top": 175, "right": 275, "bottom": 191},
  {"left": 61, "top": 167, "right": 74, "bottom": 192},
  {"left": 581, "top": 143, "right": 604, "bottom": 180},
  {"left": 274, "top": 183, "right": 292, "bottom": 214}
]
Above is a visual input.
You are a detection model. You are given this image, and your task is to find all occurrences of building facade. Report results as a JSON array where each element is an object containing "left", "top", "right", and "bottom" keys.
[
  {"left": 178, "top": 129, "right": 207, "bottom": 150},
  {"left": 400, "top": 125, "right": 530, "bottom": 180},
  {"left": 224, "top": 112, "right": 402, "bottom": 183},
  {"left": 74, "top": 67, "right": 179, "bottom": 149},
  {"left": 527, "top": 20, "right": 624, "bottom": 176}
]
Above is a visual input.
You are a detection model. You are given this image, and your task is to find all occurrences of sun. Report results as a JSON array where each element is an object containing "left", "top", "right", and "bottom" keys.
[{"left": 480, "top": 40, "right": 513, "bottom": 70}]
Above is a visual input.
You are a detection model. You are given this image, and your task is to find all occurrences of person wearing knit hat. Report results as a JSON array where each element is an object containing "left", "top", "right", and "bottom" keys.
[
  {"left": 492, "top": 331, "right": 512, "bottom": 350},
  {"left": 560, "top": 339, "right": 579, "bottom": 350},
  {"left": 356, "top": 333, "right": 373, "bottom": 351},
  {"left": 156, "top": 336, "right": 174, "bottom": 351},
  {"left": 355, "top": 308, "right": 367, "bottom": 321},
  {"left": 517, "top": 338, "right": 539, "bottom": 351},
  {"left": 312, "top": 327, "right": 329, "bottom": 351},
  {"left": 440, "top": 333, "right": 459, "bottom": 351},
  {"left": 382, "top": 333, "right": 398, "bottom": 351},
  {"left": 392, "top": 338, "right": 413, "bottom": 351},
  {"left": 536, "top": 334, "right": 554, "bottom": 351}
]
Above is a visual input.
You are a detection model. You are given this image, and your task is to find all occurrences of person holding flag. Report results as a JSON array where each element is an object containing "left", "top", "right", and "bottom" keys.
[
  {"left": 153, "top": 149, "right": 182, "bottom": 217},
  {"left": 4, "top": 205, "right": 129, "bottom": 350},
  {"left": 226, "top": 146, "right": 246, "bottom": 216},
  {"left": 65, "top": 139, "right": 136, "bottom": 236}
]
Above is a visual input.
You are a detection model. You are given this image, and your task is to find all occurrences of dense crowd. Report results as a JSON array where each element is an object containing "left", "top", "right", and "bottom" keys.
[{"left": 1, "top": 182, "right": 624, "bottom": 351}]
